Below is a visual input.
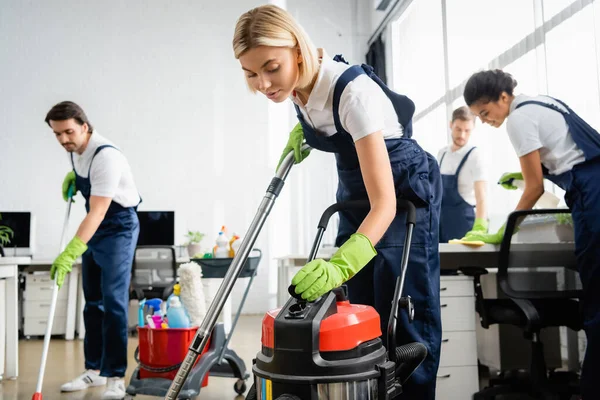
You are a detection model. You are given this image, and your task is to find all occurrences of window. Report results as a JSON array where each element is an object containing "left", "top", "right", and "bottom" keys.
[
  {"left": 390, "top": 0, "right": 445, "bottom": 115},
  {"left": 445, "top": 0, "right": 535, "bottom": 88}
]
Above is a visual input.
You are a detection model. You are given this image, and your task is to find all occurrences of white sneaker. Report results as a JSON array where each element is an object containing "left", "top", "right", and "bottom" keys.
[
  {"left": 61, "top": 370, "right": 107, "bottom": 392},
  {"left": 102, "top": 377, "right": 126, "bottom": 400}
]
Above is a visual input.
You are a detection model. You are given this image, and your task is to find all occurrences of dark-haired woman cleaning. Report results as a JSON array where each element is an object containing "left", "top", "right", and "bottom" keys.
[{"left": 462, "top": 69, "right": 599, "bottom": 398}]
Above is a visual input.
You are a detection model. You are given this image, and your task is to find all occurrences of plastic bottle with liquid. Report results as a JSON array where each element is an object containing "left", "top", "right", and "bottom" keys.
[
  {"left": 166, "top": 284, "right": 181, "bottom": 310},
  {"left": 167, "top": 297, "right": 191, "bottom": 328},
  {"left": 229, "top": 234, "right": 241, "bottom": 257},
  {"left": 214, "top": 229, "right": 230, "bottom": 258}
]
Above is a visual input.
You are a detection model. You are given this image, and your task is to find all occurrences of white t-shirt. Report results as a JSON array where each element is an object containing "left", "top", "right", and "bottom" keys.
[
  {"left": 436, "top": 145, "right": 487, "bottom": 206},
  {"left": 290, "top": 49, "right": 403, "bottom": 142},
  {"left": 71, "top": 132, "right": 141, "bottom": 208},
  {"left": 507, "top": 95, "right": 585, "bottom": 175}
]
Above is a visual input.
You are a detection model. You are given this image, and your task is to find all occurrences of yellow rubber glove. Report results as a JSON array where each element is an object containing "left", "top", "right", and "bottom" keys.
[
  {"left": 50, "top": 237, "right": 87, "bottom": 288},
  {"left": 498, "top": 172, "right": 523, "bottom": 190},
  {"left": 291, "top": 233, "right": 377, "bottom": 301},
  {"left": 464, "top": 217, "right": 489, "bottom": 237},
  {"left": 62, "top": 171, "right": 78, "bottom": 202},
  {"left": 276, "top": 123, "right": 311, "bottom": 172}
]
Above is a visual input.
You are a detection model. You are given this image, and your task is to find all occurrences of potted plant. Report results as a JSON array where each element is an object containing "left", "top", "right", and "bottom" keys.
[
  {"left": 0, "top": 213, "right": 15, "bottom": 257},
  {"left": 554, "top": 213, "right": 575, "bottom": 242},
  {"left": 184, "top": 230, "right": 205, "bottom": 258}
]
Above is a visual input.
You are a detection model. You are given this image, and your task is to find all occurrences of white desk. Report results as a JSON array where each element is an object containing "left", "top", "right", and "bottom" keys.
[
  {"left": 0, "top": 257, "right": 28, "bottom": 380},
  {"left": 19, "top": 259, "right": 82, "bottom": 340}
]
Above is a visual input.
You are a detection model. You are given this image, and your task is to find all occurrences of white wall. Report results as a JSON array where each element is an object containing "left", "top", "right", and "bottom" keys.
[{"left": 0, "top": 0, "right": 368, "bottom": 314}]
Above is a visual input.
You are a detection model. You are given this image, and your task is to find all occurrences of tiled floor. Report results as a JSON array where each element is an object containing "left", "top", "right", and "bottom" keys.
[{"left": 0, "top": 315, "right": 263, "bottom": 400}]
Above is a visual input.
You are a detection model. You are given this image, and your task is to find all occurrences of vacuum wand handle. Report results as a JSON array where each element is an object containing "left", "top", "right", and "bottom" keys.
[{"left": 165, "top": 145, "right": 310, "bottom": 400}]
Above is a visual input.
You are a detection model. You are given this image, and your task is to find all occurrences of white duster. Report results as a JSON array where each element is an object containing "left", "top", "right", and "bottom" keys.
[{"left": 178, "top": 262, "right": 207, "bottom": 326}]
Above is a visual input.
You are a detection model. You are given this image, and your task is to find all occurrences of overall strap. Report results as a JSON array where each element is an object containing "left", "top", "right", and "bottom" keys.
[
  {"left": 332, "top": 65, "right": 366, "bottom": 137},
  {"left": 439, "top": 152, "right": 447, "bottom": 168},
  {"left": 88, "top": 144, "right": 118, "bottom": 177},
  {"left": 455, "top": 147, "right": 477, "bottom": 176}
]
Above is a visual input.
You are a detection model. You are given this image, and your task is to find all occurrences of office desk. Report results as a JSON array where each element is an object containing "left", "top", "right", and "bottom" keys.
[
  {"left": 18, "top": 259, "right": 82, "bottom": 340},
  {"left": 439, "top": 242, "right": 576, "bottom": 270},
  {"left": 0, "top": 257, "right": 28, "bottom": 380}
]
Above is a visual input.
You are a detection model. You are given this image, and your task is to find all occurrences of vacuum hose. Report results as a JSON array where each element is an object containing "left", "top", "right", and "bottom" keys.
[{"left": 394, "top": 342, "right": 428, "bottom": 384}]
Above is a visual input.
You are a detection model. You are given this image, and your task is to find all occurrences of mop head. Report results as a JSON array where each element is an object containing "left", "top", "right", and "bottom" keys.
[{"left": 178, "top": 262, "right": 207, "bottom": 326}]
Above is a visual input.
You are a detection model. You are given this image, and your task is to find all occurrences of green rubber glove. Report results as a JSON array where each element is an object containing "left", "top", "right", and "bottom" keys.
[
  {"left": 62, "top": 171, "right": 78, "bottom": 202},
  {"left": 276, "top": 123, "right": 311, "bottom": 172},
  {"left": 291, "top": 233, "right": 377, "bottom": 301},
  {"left": 50, "top": 237, "right": 87, "bottom": 288},
  {"left": 462, "top": 224, "right": 506, "bottom": 245},
  {"left": 498, "top": 172, "right": 523, "bottom": 190},
  {"left": 464, "top": 218, "right": 489, "bottom": 236}
]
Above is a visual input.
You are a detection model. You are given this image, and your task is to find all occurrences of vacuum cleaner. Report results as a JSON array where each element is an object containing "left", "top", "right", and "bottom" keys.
[
  {"left": 247, "top": 196, "right": 426, "bottom": 400},
  {"left": 164, "top": 146, "right": 427, "bottom": 400}
]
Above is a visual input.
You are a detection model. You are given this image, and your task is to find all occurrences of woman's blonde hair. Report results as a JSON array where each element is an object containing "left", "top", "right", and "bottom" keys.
[{"left": 232, "top": 4, "right": 319, "bottom": 90}]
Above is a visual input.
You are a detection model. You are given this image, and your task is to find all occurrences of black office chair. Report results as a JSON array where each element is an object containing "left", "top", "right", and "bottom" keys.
[
  {"left": 461, "top": 209, "right": 583, "bottom": 400},
  {"left": 129, "top": 245, "right": 177, "bottom": 301}
]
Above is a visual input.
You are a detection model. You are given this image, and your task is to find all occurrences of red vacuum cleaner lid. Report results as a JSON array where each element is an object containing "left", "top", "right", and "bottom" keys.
[{"left": 262, "top": 300, "right": 381, "bottom": 352}]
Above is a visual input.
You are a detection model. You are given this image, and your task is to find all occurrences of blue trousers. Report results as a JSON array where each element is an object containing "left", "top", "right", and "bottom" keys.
[
  {"left": 340, "top": 144, "right": 443, "bottom": 400},
  {"left": 82, "top": 209, "right": 139, "bottom": 377},
  {"left": 567, "top": 160, "right": 600, "bottom": 399}
]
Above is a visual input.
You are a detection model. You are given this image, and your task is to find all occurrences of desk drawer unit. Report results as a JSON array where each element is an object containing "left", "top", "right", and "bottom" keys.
[
  {"left": 436, "top": 366, "right": 479, "bottom": 400},
  {"left": 22, "top": 273, "right": 70, "bottom": 336},
  {"left": 436, "top": 276, "right": 479, "bottom": 400},
  {"left": 24, "top": 316, "right": 67, "bottom": 336}
]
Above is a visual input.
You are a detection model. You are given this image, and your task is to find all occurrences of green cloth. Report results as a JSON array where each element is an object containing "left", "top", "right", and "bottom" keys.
[
  {"left": 276, "top": 123, "right": 311, "bottom": 172},
  {"left": 291, "top": 233, "right": 377, "bottom": 301},
  {"left": 50, "top": 237, "right": 87, "bottom": 288}
]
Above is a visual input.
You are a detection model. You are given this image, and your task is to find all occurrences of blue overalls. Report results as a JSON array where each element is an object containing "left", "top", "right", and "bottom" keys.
[
  {"left": 438, "top": 148, "right": 477, "bottom": 242},
  {"left": 71, "top": 144, "right": 140, "bottom": 378},
  {"left": 294, "top": 56, "right": 442, "bottom": 399},
  {"left": 516, "top": 98, "right": 600, "bottom": 399}
]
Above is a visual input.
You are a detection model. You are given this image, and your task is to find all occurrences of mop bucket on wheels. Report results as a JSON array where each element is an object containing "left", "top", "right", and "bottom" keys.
[{"left": 247, "top": 198, "right": 427, "bottom": 400}]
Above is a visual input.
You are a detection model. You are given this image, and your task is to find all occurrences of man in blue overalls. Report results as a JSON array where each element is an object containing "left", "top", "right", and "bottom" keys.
[
  {"left": 46, "top": 101, "right": 140, "bottom": 400},
  {"left": 437, "top": 106, "right": 488, "bottom": 242}
]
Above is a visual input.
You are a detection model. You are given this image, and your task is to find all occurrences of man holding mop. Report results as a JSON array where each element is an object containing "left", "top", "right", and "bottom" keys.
[{"left": 46, "top": 101, "right": 140, "bottom": 400}]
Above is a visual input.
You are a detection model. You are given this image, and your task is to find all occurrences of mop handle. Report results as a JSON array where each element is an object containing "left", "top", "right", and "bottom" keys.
[
  {"left": 165, "top": 145, "right": 309, "bottom": 400},
  {"left": 34, "top": 186, "right": 74, "bottom": 393}
]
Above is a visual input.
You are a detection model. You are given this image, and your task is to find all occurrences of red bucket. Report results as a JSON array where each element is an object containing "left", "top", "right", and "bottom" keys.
[{"left": 137, "top": 326, "right": 210, "bottom": 386}]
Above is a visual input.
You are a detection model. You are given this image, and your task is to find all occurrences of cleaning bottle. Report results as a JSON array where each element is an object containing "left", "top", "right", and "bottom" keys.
[
  {"left": 167, "top": 297, "right": 191, "bottom": 328},
  {"left": 214, "top": 229, "right": 230, "bottom": 258},
  {"left": 229, "top": 234, "right": 241, "bottom": 257},
  {"left": 166, "top": 284, "right": 181, "bottom": 310}
]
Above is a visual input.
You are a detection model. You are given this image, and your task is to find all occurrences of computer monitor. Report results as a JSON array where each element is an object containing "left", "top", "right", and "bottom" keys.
[
  {"left": 136, "top": 211, "right": 175, "bottom": 246},
  {"left": 0, "top": 212, "right": 34, "bottom": 256}
]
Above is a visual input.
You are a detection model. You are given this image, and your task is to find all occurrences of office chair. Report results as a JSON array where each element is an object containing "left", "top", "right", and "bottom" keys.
[
  {"left": 461, "top": 209, "right": 583, "bottom": 400},
  {"left": 130, "top": 245, "right": 177, "bottom": 301}
]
